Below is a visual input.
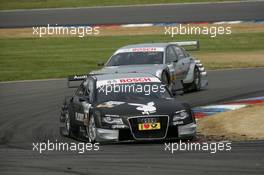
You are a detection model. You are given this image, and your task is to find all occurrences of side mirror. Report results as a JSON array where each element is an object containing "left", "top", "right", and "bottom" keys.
[{"left": 97, "top": 61, "right": 104, "bottom": 67}]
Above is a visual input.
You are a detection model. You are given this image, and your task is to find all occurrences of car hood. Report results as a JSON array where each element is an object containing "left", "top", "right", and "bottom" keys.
[
  {"left": 94, "top": 98, "right": 185, "bottom": 117},
  {"left": 90, "top": 64, "right": 166, "bottom": 75}
]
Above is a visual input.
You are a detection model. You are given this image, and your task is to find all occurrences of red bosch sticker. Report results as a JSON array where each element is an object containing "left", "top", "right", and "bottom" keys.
[
  {"left": 131, "top": 48, "right": 157, "bottom": 52},
  {"left": 119, "top": 77, "right": 152, "bottom": 84}
]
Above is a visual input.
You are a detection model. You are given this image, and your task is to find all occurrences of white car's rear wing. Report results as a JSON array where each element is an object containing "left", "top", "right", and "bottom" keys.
[{"left": 170, "top": 41, "right": 200, "bottom": 51}]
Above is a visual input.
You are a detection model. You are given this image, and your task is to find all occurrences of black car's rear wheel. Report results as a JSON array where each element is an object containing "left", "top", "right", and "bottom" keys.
[{"left": 64, "top": 112, "right": 71, "bottom": 136}]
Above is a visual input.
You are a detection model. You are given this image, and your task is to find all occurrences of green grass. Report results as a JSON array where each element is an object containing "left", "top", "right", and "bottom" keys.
[
  {"left": 0, "top": 0, "right": 240, "bottom": 10},
  {"left": 0, "top": 32, "right": 263, "bottom": 81}
]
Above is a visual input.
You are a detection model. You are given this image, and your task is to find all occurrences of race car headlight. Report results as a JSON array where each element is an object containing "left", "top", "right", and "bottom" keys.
[
  {"left": 102, "top": 115, "right": 124, "bottom": 125},
  {"left": 173, "top": 110, "right": 189, "bottom": 121}
]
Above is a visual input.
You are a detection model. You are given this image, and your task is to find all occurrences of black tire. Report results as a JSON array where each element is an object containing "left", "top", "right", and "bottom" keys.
[
  {"left": 181, "top": 103, "right": 197, "bottom": 141},
  {"left": 182, "top": 103, "right": 195, "bottom": 123},
  {"left": 60, "top": 109, "right": 78, "bottom": 138},
  {"left": 86, "top": 115, "right": 98, "bottom": 143},
  {"left": 192, "top": 67, "right": 201, "bottom": 91},
  {"left": 183, "top": 66, "right": 201, "bottom": 92}
]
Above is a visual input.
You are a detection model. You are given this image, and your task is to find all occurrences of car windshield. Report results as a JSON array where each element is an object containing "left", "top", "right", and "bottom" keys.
[
  {"left": 106, "top": 52, "right": 164, "bottom": 66},
  {"left": 96, "top": 82, "right": 171, "bottom": 103}
]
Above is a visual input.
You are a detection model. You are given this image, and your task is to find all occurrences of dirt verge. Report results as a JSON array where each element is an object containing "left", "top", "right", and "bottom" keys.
[{"left": 198, "top": 103, "right": 264, "bottom": 141}]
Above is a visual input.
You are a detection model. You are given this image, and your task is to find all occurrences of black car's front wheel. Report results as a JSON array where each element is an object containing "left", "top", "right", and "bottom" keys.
[
  {"left": 60, "top": 109, "right": 78, "bottom": 138},
  {"left": 86, "top": 115, "right": 98, "bottom": 143}
]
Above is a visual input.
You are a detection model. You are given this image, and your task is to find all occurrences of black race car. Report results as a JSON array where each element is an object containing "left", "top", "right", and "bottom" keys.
[{"left": 60, "top": 73, "right": 196, "bottom": 142}]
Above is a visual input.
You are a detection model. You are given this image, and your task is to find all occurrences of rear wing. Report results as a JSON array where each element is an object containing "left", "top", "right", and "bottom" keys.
[
  {"left": 170, "top": 41, "right": 200, "bottom": 51},
  {"left": 67, "top": 74, "right": 87, "bottom": 88}
]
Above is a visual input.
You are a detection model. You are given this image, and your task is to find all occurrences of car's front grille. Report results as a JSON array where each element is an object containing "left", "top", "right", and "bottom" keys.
[{"left": 128, "top": 116, "right": 169, "bottom": 140}]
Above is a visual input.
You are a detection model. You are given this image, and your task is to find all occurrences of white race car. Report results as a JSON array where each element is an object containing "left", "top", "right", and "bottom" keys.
[{"left": 91, "top": 41, "right": 208, "bottom": 94}]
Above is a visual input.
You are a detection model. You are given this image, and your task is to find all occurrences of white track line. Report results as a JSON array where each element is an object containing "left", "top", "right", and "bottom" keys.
[{"left": 1, "top": 0, "right": 263, "bottom": 13}]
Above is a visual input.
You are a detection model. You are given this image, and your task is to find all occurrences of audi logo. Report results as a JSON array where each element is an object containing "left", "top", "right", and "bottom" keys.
[{"left": 138, "top": 117, "right": 157, "bottom": 123}]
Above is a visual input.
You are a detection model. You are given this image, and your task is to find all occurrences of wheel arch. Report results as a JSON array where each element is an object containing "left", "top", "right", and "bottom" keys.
[{"left": 183, "top": 62, "right": 197, "bottom": 84}]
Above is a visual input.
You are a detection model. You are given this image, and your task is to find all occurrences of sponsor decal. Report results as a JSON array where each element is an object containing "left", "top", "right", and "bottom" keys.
[
  {"left": 132, "top": 47, "right": 157, "bottom": 52},
  {"left": 173, "top": 121, "right": 184, "bottom": 125},
  {"left": 138, "top": 117, "right": 160, "bottom": 130},
  {"left": 115, "top": 47, "right": 164, "bottom": 54},
  {"left": 75, "top": 112, "right": 84, "bottom": 121},
  {"left": 73, "top": 75, "right": 87, "bottom": 80},
  {"left": 128, "top": 102, "right": 156, "bottom": 115},
  {"left": 138, "top": 122, "right": 161, "bottom": 130},
  {"left": 96, "top": 101, "right": 125, "bottom": 108},
  {"left": 112, "top": 125, "right": 128, "bottom": 129},
  {"left": 119, "top": 77, "right": 152, "bottom": 83},
  {"left": 96, "top": 77, "right": 161, "bottom": 88}
]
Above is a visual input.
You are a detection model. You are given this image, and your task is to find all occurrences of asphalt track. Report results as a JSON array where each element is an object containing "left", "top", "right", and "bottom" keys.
[
  {"left": 0, "top": 68, "right": 264, "bottom": 175},
  {"left": 0, "top": 1, "right": 264, "bottom": 28}
]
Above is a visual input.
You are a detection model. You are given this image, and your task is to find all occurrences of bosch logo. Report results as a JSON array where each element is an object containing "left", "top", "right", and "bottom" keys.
[
  {"left": 119, "top": 77, "right": 152, "bottom": 83},
  {"left": 132, "top": 47, "right": 157, "bottom": 52}
]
